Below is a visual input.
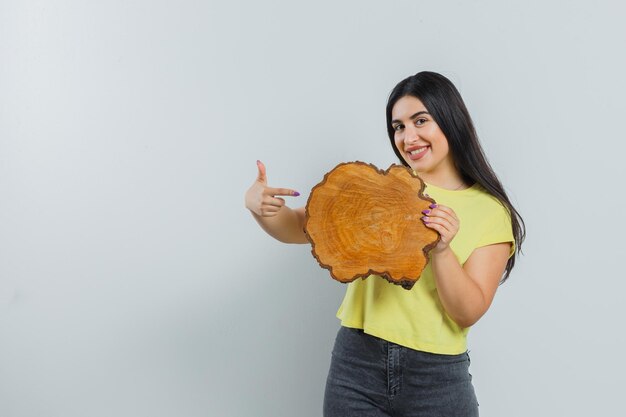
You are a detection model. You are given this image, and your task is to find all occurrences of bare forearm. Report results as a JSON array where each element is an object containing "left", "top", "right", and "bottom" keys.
[
  {"left": 431, "top": 247, "right": 487, "bottom": 328},
  {"left": 250, "top": 206, "right": 308, "bottom": 244}
]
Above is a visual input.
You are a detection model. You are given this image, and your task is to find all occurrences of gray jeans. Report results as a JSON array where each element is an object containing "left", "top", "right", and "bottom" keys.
[{"left": 323, "top": 326, "right": 479, "bottom": 417}]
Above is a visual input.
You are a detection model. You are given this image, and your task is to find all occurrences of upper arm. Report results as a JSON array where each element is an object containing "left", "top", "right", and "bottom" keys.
[
  {"left": 293, "top": 206, "right": 309, "bottom": 244},
  {"left": 294, "top": 206, "right": 305, "bottom": 226},
  {"left": 461, "top": 199, "right": 515, "bottom": 315},
  {"left": 462, "top": 242, "right": 512, "bottom": 312}
]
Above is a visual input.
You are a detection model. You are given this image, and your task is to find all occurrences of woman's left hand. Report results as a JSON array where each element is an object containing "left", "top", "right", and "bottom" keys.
[{"left": 421, "top": 204, "right": 459, "bottom": 254}]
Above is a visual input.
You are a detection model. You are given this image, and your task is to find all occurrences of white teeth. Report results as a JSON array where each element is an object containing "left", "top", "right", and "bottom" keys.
[{"left": 409, "top": 147, "right": 428, "bottom": 155}]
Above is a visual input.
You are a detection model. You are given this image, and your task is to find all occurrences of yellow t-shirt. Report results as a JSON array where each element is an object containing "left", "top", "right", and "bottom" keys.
[{"left": 335, "top": 181, "right": 515, "bottom": 355}]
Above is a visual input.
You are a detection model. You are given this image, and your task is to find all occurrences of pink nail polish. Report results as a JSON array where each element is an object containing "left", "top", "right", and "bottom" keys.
[
  {"left": 422, "top": 209, "right": 430, "bottom": 215},
  {"left": 293, "top": 191, "right": 300, "bottom": 196},
  {"left": 429, "top": 204, "right": 437, "bottom": 209}
]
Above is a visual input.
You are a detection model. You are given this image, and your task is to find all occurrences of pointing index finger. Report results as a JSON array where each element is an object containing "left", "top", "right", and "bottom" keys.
[{"left": 267, "top": 187, "right": 300, "bottom": 197}]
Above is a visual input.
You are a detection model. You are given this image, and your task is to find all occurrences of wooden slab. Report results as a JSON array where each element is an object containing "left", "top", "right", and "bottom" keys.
[{"left": 304, "top": 161, "right": 439, "bottom": 290}]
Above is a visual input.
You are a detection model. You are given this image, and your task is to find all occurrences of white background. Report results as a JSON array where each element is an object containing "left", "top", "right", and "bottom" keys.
[{"left": 1, "top": 1, "right": 625, "bottom": 416}]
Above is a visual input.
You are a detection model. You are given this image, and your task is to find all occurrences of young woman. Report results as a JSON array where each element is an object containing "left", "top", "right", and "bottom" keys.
[{"left": 245, "top": 71, "right": 525, "bottom": 417}]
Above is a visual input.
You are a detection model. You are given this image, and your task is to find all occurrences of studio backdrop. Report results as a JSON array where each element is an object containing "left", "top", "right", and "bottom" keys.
[{"left": 1, "top": 1, "right": 624, "bottom": 416}]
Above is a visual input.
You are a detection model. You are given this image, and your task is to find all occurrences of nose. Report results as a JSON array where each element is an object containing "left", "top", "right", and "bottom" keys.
[{"left": 403, "top": 124, "right": 419, "bottom": 145}]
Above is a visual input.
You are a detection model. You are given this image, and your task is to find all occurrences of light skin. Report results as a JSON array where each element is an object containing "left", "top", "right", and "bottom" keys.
[
  {"left": 245, "top": 160, "right": 308, "bottom": 244},
  {"left": 245, "top": 95, "right": 512, "bottom": 328}
]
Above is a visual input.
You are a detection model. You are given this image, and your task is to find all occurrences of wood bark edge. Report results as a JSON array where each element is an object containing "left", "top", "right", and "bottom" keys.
[{"left": 303, "top": 161, "right": 440, "bottom": 290}]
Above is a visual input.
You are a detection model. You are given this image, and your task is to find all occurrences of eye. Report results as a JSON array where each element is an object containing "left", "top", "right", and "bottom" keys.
[
  {"left": 393, "top": 124, "right": 404, "bottom": 132},
  {"left": 415, "top": 118, "right": 427, "bottom": 126}
]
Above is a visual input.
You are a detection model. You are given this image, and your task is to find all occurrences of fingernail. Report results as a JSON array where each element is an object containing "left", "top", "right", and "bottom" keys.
[
  {"left": 421, "top": 209, "right": 430, "bottom": 215},
  {"left": 421, "top": 217, "right": 429, "bottom": 223},
  {"left": 429, "top": 204, "right": 437, "bottom": 209},
  {"left": 293, "top": 191, "right": 300, "bottom": 196}
]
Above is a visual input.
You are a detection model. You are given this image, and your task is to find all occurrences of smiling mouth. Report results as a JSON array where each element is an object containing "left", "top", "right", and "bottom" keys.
[{"left": 407, "top": 146, "right": 429, "bottom": 160}]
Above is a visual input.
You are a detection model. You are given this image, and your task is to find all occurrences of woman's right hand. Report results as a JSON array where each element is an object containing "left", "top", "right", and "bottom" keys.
[{"left": 245, "top": 160, "right": 300, "bottom": 217}]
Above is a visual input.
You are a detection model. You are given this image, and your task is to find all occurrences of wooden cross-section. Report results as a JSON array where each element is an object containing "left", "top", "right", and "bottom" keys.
[{"left": 304, "top": 161, "right": 439, "bottom": 290}]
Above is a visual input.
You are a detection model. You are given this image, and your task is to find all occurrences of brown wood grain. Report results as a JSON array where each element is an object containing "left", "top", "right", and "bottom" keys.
[{"left": 304, "top": 161, "right": 440, "bottom": 290}]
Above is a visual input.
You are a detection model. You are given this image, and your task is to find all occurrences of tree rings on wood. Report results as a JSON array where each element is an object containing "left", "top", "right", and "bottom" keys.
[{"left": 304, "top": 161, "right": 440, "bottom": 290}]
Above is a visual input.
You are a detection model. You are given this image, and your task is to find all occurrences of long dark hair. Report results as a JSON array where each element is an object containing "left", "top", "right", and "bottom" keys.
[{"left": 386, "top": 71, "right": 525, "bottom": 283}]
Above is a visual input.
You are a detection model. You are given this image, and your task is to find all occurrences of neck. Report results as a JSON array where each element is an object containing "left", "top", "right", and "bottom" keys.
[
  {"left": 420, "top": 173, "right": 468, "bottom": 191},
  {"left": 413, "top": 156, "right": 469, "bottom": 190}
]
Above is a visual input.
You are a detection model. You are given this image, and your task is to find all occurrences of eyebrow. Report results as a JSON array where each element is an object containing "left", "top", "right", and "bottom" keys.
[{"left": 391, "top": 111, "right": 430, "bottom": 125}]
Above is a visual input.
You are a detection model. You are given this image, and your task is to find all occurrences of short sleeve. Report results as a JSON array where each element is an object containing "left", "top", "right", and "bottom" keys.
[{"left": 476, "top": 203, "right": 516, "bottom": 258}]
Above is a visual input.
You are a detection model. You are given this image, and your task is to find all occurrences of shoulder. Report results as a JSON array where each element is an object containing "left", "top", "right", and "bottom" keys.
[
  {"left": 471, "top": 185, "right": 515, "bottom": 255},
  {"left": 462, "top": 185, "right": 513, "bottom": 240},
  {"left": 471, "top": 185, "right": 511, "bottom": 218}
]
